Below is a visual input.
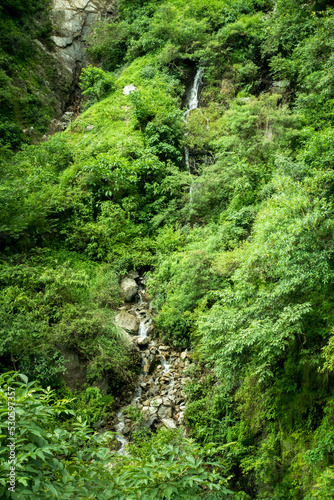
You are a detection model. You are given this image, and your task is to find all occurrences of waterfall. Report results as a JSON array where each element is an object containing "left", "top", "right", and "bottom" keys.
[{"left": 184, "top": 68, "right": 204, "bottom": 203}]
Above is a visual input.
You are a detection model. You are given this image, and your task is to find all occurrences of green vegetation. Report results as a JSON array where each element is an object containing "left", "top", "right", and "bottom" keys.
[{"left": 2, "top": 0, "right": 334, "bottom": 497}]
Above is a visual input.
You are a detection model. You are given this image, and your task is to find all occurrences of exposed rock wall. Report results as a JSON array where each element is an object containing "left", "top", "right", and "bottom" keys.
[
  {"left": 51, "top": 0, "right": 117, "bottom": 76},
  {"left": 37, "top": 0, "right": 117, "bottom": 135}
]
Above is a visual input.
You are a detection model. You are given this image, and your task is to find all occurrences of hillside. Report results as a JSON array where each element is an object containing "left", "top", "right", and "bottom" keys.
[{"left": 1, "top": 0, "right": 334, "bottom": 498}]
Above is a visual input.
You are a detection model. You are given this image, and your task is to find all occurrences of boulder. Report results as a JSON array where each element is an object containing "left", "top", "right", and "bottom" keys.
[
  {"left": 115, "top": 311, "right": 139, "bottom": 334},
  {"left": 158, "top": 405, "right": 172, "bottom": 419},
  {"left": 123, "top": 84, "right": 138, "bottom": 95},
  {"left": 162, "top": 418, "right": 176, "bottom": 429},
  {"left": 137, "top": 336, "right": 150, "bottom": 347},
  {"left": 162, "top": 397, "right": 173, "bottom": 407},
  {"left": 120, "top": 278, "right": 138, "bottom": 301},
  {"left": 151, "top": 397, "right": 163, "bottom": 406}
]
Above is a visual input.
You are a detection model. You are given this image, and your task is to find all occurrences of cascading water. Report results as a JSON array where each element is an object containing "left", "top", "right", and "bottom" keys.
[
  {"left": 184, "top": 68, "right": 204, "bottom": 203},
  {"left": 114, "top": 283, "right": 190, "bottom": 455}
]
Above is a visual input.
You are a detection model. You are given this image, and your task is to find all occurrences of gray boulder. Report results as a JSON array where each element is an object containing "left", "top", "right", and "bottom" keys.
[
  {"left": 120, "top": 278, "right": 138, "bottom": 301},
  {"left": 115, "top": 311, "right": 139, "bottom": 334},
  {"left": 162, "top": 418, "right": 176, "bottom": 429}
]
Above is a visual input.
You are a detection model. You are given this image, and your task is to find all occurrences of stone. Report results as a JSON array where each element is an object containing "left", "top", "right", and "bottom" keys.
[
  {"left": 148, "top": 406, "right": 158, "bottom": 414},
  {"left": 123, "top": 84, "right": 138, "bottom": 95},
  {"left": 180, "top": 351, "right": 187, "bottom": 360},
  {"left": 151, "top": 397, "right": 163, "bottom": 406},
  {"left": 162, "top": 397, "right": 173, "bottom": 407},
  {"left": 120, "top": 277, "right": 138, "bottom": 301},
  {"left": 115, "top": 311, "right": 139, "bottom": 334},
  {"left": 158, "top": 405, "right": 172, "bottom": 419},
  {"left": 127, "top": 271, "right": 139, "bottom": 279},
  {"left": 220, "top": 78, "right": 234, "bottom": 96},
  {"left": 84, "top": 125, "right": 94, "bottom": 132},
  {"left": 141, "top": 291, "right": 151, "bottom": 302},
  {"left": 137, "top": 336, "right": 150, "bottom": 347},
  {"left": 162, "top": 418, "right": 177, "bottom": 429}
]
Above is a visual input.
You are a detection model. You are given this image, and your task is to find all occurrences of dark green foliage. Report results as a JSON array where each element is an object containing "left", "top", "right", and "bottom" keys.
[{"left": 0, "top": 0, "right": 57, "bottom": 147}]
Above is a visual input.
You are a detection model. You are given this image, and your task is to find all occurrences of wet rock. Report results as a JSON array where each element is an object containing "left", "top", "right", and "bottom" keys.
[
  {"left": 141, "top": 291, "right": 151, "bottom": 302},
  {"left": 180, "top": 351, "right": 188, "bottom": 360},
  {"left": 162, "top": 418, "right": 177, "bottom": 429},
  {"left": 115, "top": 311, "right": 139, "bottom": 334},
  {"left": 137, "top": 336, "right": 150, "bottom": 347},
  {"left": 120, "top": 278, "right": 138, "bottom": 301}
]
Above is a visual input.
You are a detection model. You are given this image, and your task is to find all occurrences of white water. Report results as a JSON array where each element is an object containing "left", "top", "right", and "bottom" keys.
[{"left": 184, "top": 68, "right": 204, "bottom": 202}]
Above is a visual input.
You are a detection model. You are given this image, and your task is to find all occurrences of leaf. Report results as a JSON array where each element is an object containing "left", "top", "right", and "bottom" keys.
[
  {"left": 186, "top": 455, "right": 196, "bottom": 466},
  {"left": 46, "top": 483, "right": 59, "bottom": 497},
  {"left": 18, "top": 374, "right": 28, "bottom": 384}
]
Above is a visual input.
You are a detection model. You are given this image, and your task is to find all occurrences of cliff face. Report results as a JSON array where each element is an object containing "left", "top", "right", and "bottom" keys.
[
  {"left": 44, "top": 0, "right": 117, "bottom": 132},
  {"left": 51, "top": 0, "right": 117, "bottom": 77}
]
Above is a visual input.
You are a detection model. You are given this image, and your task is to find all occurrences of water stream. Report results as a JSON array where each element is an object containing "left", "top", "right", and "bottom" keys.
[
  {"left": 184, "top": 68, "right": 204, "bottom": 203},
  {"left": 114, "top": 286, "right": 189, "bottom": 455}
]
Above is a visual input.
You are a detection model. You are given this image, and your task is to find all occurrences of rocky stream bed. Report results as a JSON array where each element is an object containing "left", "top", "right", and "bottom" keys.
[{"left": 112, "top": 275, "right": 191, "bottom": 454}]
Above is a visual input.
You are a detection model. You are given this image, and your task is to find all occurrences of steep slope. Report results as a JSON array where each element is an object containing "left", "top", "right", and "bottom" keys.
[{"left": 2, "top": 0, "right": 334, "bottom": 498}]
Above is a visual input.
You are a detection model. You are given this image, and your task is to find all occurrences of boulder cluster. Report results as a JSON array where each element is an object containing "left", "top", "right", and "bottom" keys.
[{"left": 113, "top": 275, "right": 191, "bottom": 450}]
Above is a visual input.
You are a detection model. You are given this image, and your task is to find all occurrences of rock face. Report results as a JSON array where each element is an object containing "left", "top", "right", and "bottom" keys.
[
  {"left": 51, "top": 0, "right": 117, "bottom": 76},
  {"left": 120, "top": 277, "right": 138, "bottom": 301},
  {"left": 115, "top": 311, "right": 139, "bottom": 334},
  {"left": 33, "top": 0, "right": 117, "bottom": 136}
]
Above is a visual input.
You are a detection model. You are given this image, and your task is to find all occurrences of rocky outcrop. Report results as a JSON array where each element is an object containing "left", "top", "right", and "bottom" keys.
[
  {"left": 51, "top": 0, "right": 117, "bottom": 75},
  {"left": 34, "top": 0, "right": 117, "bottom": 136}
]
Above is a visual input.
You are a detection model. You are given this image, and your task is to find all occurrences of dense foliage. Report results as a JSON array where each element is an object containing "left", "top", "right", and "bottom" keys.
[{"left": 2, "top": 0, "right": 334, "bottom": 497}]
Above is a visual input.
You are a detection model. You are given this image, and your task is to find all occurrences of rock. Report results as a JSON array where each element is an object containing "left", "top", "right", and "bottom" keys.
[
  {"left": 141, "top": 291, "right": 151, "bottom": 302},
  {"left": 123, "top": 84, "right": 138, "bottom": 95},
  {"left": 115, "top": 311, "right": 139, "bottom": 334},
  {"left": 180, "top": 351, "right": 188, "bottom": 360},
  {"left": 127, "top": 271, "right": 139, "bottom": 279},
  {"left": 148, "top": 406, "right": 158, "bottom": 414},
  {"left": 162, "top": 418, "right": 177, "bottom": 429},
  {"left": 151, "top": 397, "right": 163, "bottom": 406},
  {"left": 147, "top": 323, "right": 154, "bottom": 335},
  {"left": 58, "top": 345, "right": 87, "bottom": 391},
  {"left": 137, "top": 336, "right": 150, "bottom": 347},
  {"left": 84, "top": 125, "right": 94, "bottom": 132},
  {"left": 120, "top": 278, "right": 138, "bottom": 301},
  {"left": 158, "top": 405, "right": 172, "bottom": 419},
  {"left": 143, "top": 363, "right": 150, "bottom": 374},
  {"left": 220, "top": 78, "right": 234, "bottom": 96},
  {"left": 162, "top": 397, "right": 173, "bottom": 407}
]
